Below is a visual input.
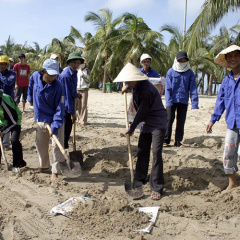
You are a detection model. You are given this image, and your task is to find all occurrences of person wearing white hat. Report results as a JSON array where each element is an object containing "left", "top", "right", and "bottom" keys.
[
  {"left": 50, "top": 54, "right": 63, "bottom": 73},
  {"left": 114, "top": 63, "right": 167, "bottom": 200},
  {"left": 27, "top": 59, "right": 65, "bottom": 181},
  {"left": 206, "top": 45, "right": 240, "bottom": 194},
  {"left": 139, "top": 53, "right": 160, "bottom": 78}
]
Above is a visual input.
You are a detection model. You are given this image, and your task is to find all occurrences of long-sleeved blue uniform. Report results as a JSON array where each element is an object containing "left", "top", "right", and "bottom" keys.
[
  {"left": 210, "top": 72, "right": 240, "bottom": 129},
  {"left": 165, "top": 68, "right": 199, "bottom": 109},
  {"left": 27, "top": 71, "right": 65, "bottom": 135},
  {"left": 0, "top": 69, "right": 16, "bottom": 99},
  {"left": 58, "top": 66, "right": 78, "bottom": 115},
  {"left": 139, "top": 67, "right": 161, "bottom": 78}
]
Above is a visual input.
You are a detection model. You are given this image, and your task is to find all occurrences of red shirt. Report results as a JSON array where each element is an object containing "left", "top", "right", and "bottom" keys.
[{"left": 13, "top": 63, "right": 30, "bottom": 87}]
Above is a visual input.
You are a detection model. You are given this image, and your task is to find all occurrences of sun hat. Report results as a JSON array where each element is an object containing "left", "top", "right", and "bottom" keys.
[
  {"left": 43, "top": 59, "right": 60, "bottom": 75},
  {"left": 50, "top": 54, "right": 58, "bottom": 60},
  {"left": 215, "top": 45, "right": 240, "bottom": 68},
  {"left": 140, "top": 53, "right": 152, "bottom": 63},
  {"left": 18, "top": 53, "right": 25, "bottom": 58},
  {"left": 0, "top": 55, "right": 9, "bottom": 64},
  {"left": 176, "top": 51, "right": 189, "bottom": 61},
  {"left": 113, "top": 63, "right": 149, "bottom": 83},
  {"left": 9, "top": 58, "right": 14, "bottom": 62},
  {"left": 66, "top": 52, "right": 84, "bottom": 64}
]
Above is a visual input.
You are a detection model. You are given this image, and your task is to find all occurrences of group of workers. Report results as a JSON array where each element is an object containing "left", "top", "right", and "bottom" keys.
[{"left": 0, "top": 44, "right": 240, "bottom": 199}]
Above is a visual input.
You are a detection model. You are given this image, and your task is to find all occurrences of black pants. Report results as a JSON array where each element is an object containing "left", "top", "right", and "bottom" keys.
[
  {"left": 164, "top": 103, "right": 188, "bottom": 144},
  {"left": 135, "top": 129, "right": 165, "bottom": 194},
  {"left": 64, "top": 111, "right": 73, "bottom": 149},
  {"left": 0, "top": 125, "right": 26, "bottom": 167}
]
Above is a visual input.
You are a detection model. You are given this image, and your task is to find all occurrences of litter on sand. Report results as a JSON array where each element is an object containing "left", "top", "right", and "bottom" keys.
[
  {"left": 135, "top": 206, "right": 160, "bottom": 233},
  {"left": 50, "top": 197, "right": 159, "bottom": 233},
  {"left": 50, "top": 196, "right": 90, "bottom": 218}
]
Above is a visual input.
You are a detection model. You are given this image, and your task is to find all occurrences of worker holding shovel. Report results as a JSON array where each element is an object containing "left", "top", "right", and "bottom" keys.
[
  {"left": 27, "top": 59, "right": 65, "bottom": 181},
  {"left": 0, "top": 89, "right": 26, "bottom": 170},
  {"left": 114, "top": 63, "right": 167, "bottom": 200}
]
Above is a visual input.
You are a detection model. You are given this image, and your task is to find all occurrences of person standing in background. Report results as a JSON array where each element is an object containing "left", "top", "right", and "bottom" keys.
[
  {"left": 77, "top": 60, "right": 91, "bottom": 125},
  {"left": 50, "top": 54, "right": 63, "bottom": 73},
  {"left": 59, "top": 52, "right": 84, "bottom": 149},
  {"left": 164, "top": 51, "right": 199, "bottom": 147},
  {"left": 9, "top": 58, "right": 14, "bottom": 70},
  {"left": 0, "top": 55, "right": 16, "bottom": 151},
  {"left": 13, "top": 53, "right": 30, "bottom": 113}
]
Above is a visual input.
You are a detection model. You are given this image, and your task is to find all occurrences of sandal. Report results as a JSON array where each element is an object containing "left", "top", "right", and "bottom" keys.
[
  {"left": 34, "top": 168, "right": 49, "bottom": 173},
  {"left": 150, "top": 191, "right": 162, "bottom": 200}
]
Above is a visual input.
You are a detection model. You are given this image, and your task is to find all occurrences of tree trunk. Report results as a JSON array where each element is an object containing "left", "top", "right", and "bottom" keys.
[
  {"left": 201, "top": 72, "right": 205, "bottom": 95},
  {"left": 208, "top": 70, "right": 214, "bottom": 96},
  {"left": 102, "top": 66, "right": 107, "bottom": 93}
]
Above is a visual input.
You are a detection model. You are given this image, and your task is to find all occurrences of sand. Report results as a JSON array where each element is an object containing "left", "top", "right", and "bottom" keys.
[{"left": 0, "top": 89, "right": 240, "bottom": 240}]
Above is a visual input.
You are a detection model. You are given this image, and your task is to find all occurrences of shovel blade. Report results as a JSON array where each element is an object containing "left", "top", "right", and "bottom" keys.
[
  {"left": 124, "top": 180, "right": 144, "bottom": 199},
  {"left": 69, "top": 150, "right": 84, "bottom": 167},
  {"left": 60, "top": 160, "right": 82, "bottom": 178}
]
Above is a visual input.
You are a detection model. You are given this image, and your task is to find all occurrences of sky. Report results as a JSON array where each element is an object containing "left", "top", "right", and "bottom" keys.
[{"left": 0, "top": 0, "right": 239, "bottom": 49}]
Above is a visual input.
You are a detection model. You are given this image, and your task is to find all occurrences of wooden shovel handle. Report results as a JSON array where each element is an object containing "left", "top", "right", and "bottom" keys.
[
  {"left": 73, "top": 98, "right": 77, "bottom": 152},
  {"left": 46, "top": 125, "right": 70, "bottom": 163},
  {"left": 0, "top": 137, "right": 8, "bottom": 171},
  {"left": 123, "top": 83, "right": 134, "bottom": 182}
]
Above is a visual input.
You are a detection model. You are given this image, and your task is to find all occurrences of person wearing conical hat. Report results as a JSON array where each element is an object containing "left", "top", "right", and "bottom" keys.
[
  {"left": 114, "top": 63, "right": 167, "bottom": 200},
  {"left": 206, "top": 45, "right": 240, "bottom": 194},
  {"left": 58, "top": 52, "right": 84, "bottom": 149}
]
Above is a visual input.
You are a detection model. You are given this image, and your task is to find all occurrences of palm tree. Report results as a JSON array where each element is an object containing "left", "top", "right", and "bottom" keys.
[
  {"left": 112, "top": 13, "right": 168, "bottom": 75},
  {"left": 186, "top": 0, "right": 240, "bottom": 56},
  {"left": 83, "top": 8, "right": 120, "bottom": 92}
]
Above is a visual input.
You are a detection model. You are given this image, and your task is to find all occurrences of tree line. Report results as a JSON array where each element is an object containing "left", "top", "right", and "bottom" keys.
[{"left": 0, "top": 0, "right": 239, "bottom": 94}]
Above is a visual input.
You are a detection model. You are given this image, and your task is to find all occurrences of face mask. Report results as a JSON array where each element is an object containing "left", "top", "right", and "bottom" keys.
[{"left": 80, "top": 64, "right": 85, "bottom": 69}]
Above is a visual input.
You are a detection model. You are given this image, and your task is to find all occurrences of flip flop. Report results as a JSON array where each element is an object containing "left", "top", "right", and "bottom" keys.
[{"left": 150, "top": 191, "right": 161, "bottom": 200}]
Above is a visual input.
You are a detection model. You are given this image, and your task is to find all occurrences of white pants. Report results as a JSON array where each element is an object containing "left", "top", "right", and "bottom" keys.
[{"left": 35, "top": 122, "right": 65, "bottom": 174}]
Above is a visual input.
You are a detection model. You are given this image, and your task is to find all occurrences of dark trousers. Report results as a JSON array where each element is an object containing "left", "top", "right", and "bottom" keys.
[
  {"left": 0, "top": 125, "right": 26, "bottom": 167},
  {"left": 135, "top": 129, "right": 165, "bottom": 194},
  {"left": 64, "top": 111, "right": 73, "bottom": 149},
  {"left": 164, "top": 103, "right": 188, "bottom": 144}
]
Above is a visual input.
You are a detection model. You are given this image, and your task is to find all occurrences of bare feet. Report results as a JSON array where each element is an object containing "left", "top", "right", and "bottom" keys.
[
  {"left": 221, "top": 184, "right": 238, "bottom": 194},
  {"left": 34, "top": 168, "right": 49, "bottom": 173},
  {"left": 51, "top": 173, "right": 58, "bottom": 181},
  {"left": 222, "top": 173, "right": 238, "bottom": 194}
]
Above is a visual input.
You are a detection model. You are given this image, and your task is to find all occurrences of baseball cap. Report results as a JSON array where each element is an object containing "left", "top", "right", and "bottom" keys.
[
  {"left": 9, "top": 58, "right": 14, "bottom": 62},
  {"left": 176, "top": 51, "right": 189, "bottom": 61},
  {"left": 18, "top": 53, "right": 25, "bottom": 58},
  {"left": 50, "top": 54, "right": 58, "bottom": 60},
  {"left": 43, "top": 59, "right": 60, "bottom": 75},
  {"left": 140, "top": 53, "right": 152, "bottom": 63}
]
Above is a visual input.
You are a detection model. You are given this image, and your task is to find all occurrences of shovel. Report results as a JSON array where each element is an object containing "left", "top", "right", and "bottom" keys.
[
  {"left": 69, "top": 99, "right": 84, "bottom": 167},
  {"left": 46, "top": 125, "right": 81, "bottom": 178},
  {"left": 123, "top": 83, "right": 143, "bottom": 199},
  {"left": 0, "top": 137, "right": 9, "bottom": 171}
]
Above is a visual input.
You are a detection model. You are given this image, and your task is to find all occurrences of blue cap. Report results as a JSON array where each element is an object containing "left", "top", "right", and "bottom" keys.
[{"left": 43, "top": 59, "right": 60, "bottom": 75}]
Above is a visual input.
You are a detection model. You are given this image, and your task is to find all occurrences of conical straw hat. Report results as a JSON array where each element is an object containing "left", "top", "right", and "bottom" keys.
[
  {"left": 214, "top": 45, "right": 240, "bottom": 68},
  {"left": 113, "top": 62, "right": 149, "bottom": 82}
]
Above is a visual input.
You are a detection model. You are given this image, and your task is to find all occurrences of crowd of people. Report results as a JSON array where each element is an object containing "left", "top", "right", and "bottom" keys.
[{"left": 0, "top": 44, "right": 240, "bottom": 199}]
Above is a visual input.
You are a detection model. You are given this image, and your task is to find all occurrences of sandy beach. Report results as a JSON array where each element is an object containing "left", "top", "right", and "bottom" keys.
[{"left": 0, "top": 89, "right": 239, "bottom": 240}]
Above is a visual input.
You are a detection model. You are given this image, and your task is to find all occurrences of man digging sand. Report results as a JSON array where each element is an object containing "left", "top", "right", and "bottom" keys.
[{"left": 114, "top": 63, "right": 167, "bottom": 200}]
